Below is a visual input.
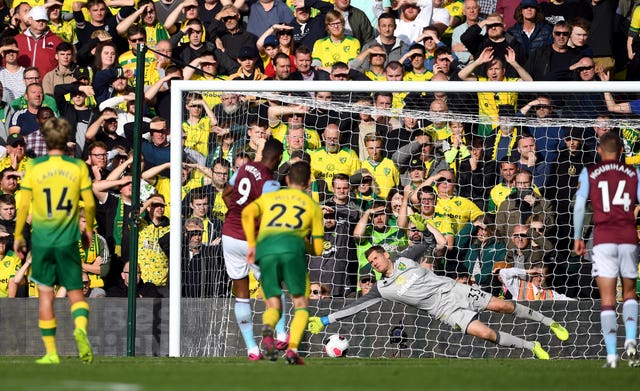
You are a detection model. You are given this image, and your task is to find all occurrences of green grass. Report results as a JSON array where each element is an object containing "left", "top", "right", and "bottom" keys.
[{"left": 0, "top": 356, "right": 637, "bottom": 390}]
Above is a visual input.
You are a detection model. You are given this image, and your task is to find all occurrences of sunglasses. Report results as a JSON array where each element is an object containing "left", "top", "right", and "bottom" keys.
[
  {"left": 534, "top": 104, "right": 552, "bottom": 110},
  {"left": 3, "top": 49, "right": 18, "bottom": 55},
  {"left": 486, "top": 23, "right": 503, "bottom": 29},
  {"left": 554, "top": 31, "right": 569, "bottom": 37},
  {"left": 129, "top": 37, "right": 145, "bottom": 43},
  {"left": 576, "top": 66, "right": 594, "bottom": 72},
  {"left": 513, "top": 233, "right": 528, "bottom": 239},
  {"left": 332, "top": 73, "right": 349, "bottom": 78},
  {"left": 221, "top": 15, "right": 237, "bottom": 22},
  {"left": 436, "top": 178, "right": 454, "bottom": 184}
]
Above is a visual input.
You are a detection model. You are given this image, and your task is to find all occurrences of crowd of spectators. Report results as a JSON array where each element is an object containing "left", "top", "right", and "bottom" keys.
[{"left": 0, "top": 0, "right": 639, "bottom": 301}]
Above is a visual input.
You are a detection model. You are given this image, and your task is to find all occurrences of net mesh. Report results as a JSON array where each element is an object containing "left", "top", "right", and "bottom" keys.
[{"left": 174, "top": 82, "right": 640, "bottom": 358}]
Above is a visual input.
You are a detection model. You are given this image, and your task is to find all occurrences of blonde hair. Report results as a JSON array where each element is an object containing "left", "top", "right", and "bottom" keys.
[{"left": 41, "top": 118, "right": 72, "bottom": 151}]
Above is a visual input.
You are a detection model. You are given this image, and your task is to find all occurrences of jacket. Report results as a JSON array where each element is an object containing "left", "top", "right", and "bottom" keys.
[{"left": 15, "top": 29, "right": 63, "bottom": 76}]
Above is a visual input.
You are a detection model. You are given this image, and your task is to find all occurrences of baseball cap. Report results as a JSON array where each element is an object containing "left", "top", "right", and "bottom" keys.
[
  {"left": 73, "top": 67, "right": 90, "bottom": 81},
  {"left": 7, "top": 133, "right": 25, "bottom": 147},
  {"left": 29, "top": 6, "right": 49, "bottom": 21},
  {"left": 408, "top": 158, "right": 425, "bottom": 171},
  {"left": 263, "top": 35, "right": 278, "bottom": 48},
  {"left": 238, "top": 45, "right": 258, "bottom": 60}
]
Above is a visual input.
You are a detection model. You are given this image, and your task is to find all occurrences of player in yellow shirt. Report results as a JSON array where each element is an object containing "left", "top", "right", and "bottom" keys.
[
  {"left": 14, "top": 118, "right": 96, "bottom": 364},
  {"left": 242, "top": 161, "right": 324, "bottom": 365}
]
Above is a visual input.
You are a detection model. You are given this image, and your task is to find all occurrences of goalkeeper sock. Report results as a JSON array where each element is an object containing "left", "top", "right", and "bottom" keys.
[
  {"left": 623, "top": 299, "right": 638, "bottom": 345},
  {"left": 601, "top": 309, "right": 618, "bottom": 357},
  {"left": 512, "top": 303, "right": 553, "bottom": 326},
  {"left": 70, "top": 301, "right": 90, "bottom": 331},
  {"left": 496, "top": 331, "right": 534, "bottom": 350},
  {"left": 234, "top": 299, "right": 258, "bottom": 352},
  {"left": 288, "top": 307, "right": 309, "bottom": 350},
  {"left": 262, "top": 307, "right": 281, "bottom": 330},
  {"left": 275, "top": 292, "right": 287, "bottom": 341},
  {"left": 39, "top": 319, "right": 57, "bottom": 355}
]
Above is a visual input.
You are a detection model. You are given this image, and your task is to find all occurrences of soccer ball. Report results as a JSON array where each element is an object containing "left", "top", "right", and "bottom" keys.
[{"left": 323, "top": 334, "right": 349, "bottom": 357}]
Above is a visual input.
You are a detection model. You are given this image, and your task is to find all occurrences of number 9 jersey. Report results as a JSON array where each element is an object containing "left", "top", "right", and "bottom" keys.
[{"left": 222, "top": 161, "right": 277, "bottom": 240}]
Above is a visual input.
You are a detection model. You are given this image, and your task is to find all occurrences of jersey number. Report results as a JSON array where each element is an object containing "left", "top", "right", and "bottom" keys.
[
  {"left": 597, "top": 180, "right": 631, "bottom": 212},
  {"left": 266, "top": 204, "right": 305, "bottom": 229},
  {"left": 235, "top": 178, "right": 251, "bottom": 205},
  {"left": 43, "top": 187, "right": 73, "bottom": 218}
]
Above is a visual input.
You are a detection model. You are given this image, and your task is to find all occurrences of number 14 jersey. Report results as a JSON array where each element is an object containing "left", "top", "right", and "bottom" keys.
[{"left": 581, "top": 159, "right": 640, "bottom": 246}]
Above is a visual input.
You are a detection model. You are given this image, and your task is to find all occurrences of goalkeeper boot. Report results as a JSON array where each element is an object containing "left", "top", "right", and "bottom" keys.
[
  {"left": 261, "top": 327, "right": 278, "bottom": 362},
  {"left": 532, "top": 342, "right": 549, "bottom": 360},
  {"left": 625, "top": 342, "right": 640, "bottom": 368},
  {"left": 35, "top": 353, "right": 60, "bottom": 365},
  {"left": 74, "top": 328, "right": 94, "bottom": 364},
  {"left": 549, "top": 322, "right": 569, "bottom": 341},
  {"left": 275, "top": 334, "right": 289, "bottom": 351},
  {"left": 603, "top": 356, "right": 618, "bottom": 368},
  {"left": 285, "top": 349, "right": 304, "bottom": 365}
]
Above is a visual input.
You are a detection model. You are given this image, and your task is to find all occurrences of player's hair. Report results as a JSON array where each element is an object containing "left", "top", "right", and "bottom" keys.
[
  {"left": 598, "top": 132, "right": 623, "bottom": 154},
  {"left": 288, "top": 161, "right": 311, "bottom": 185},
  {"left": 364, "top": 245, "right": 386, "bottom": 259},
  {"left": 261, "top": 138, "right": 284, "bottom": 161},
  {"left": 41, "top": 117, "right": 72, "bottom": 151},
  {"left": 0, "top": 193, "right": 15, "bottom": 206}
]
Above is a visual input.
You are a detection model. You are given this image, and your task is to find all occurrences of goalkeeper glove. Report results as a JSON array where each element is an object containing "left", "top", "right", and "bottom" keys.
[
  {"left": 307, "top": 316, "right": 330, "bottom": 334},
  {"left": 409, "top": 213, "right": 428, "bottom": 232}
]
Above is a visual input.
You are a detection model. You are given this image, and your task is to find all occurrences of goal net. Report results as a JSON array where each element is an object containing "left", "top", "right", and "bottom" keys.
[{"left": 167, "top": 80, "right": 640, "bottom": 358}]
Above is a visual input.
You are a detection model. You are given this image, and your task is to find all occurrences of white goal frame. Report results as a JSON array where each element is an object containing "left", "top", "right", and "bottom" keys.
[{"left": 168, "top": 80, "right": 640, "bottom": 357}]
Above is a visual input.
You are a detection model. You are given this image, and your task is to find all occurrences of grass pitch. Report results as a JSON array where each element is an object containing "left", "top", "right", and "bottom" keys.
[{"left": 0, "top": 356, "right": 636, "bottom": 391}]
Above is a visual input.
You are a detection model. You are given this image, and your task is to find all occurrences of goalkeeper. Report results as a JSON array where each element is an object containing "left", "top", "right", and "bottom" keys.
[{"left": 308, "top": 244, "right": 569, "bottom": 359}]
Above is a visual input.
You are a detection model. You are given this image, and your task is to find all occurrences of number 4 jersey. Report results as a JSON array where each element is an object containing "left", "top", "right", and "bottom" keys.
[
  {"left": 20, "top": 155, "right": 92, "bottom": 246},
  {"left": 222, "top": 161, "right": 277, "bottom": 241},
  {"left": 579, "top": 159, "right": 640, "bottom": 246}
]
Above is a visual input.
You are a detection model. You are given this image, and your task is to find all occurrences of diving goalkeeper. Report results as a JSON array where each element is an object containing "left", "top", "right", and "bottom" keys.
[{"left": 308, "top": 245, "right": 569, "bottom": 359}]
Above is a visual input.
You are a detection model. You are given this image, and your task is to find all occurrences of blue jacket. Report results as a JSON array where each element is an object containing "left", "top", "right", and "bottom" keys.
[{"left": 507, "top": 22, "right": 553, "bottom": 59}]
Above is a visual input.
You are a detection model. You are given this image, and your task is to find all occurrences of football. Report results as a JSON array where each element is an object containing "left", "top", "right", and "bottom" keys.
[{"left": 323, "top": 334, "right": 349, "bottom": 357}]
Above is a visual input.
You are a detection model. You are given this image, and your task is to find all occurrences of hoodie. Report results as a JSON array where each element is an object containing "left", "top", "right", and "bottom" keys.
[{"left": 15, "top": 28, "right": 63, "bottom": 76}]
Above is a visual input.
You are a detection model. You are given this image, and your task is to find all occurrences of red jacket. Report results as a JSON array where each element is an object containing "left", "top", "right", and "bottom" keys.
[{"left": 15, "top": 29, "right": 62, "bottom": 76}]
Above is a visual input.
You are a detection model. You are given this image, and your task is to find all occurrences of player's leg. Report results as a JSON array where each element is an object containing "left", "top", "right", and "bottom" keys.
[
  {"left": 465, "top": 319, "right": 549, "bottom": 360},
  {"left": 485, "top": 296, "right": 568, "bottom": 341},
  {"left": 275, "top": 292, "right": 289, "bottom": 350},
  {"left": 258, "top": 254, "right": 283, "bottom": 361},
  {"left": 619, "top": 243, "right": 639, "bottom": 367},
  {"left": 282, "top": 254, "right": 310, "bottom": 365},
  {"left": 68, "top": 289, "right": 93, "bottom": 363},
  {"left": 593, "top": 243, "right": 622, "bottom": 368},
  {"left": 222, "top": 235, "right": 261, "bottom": 360},
  {"left": 36, "top": 285, "right": 60, "bottom": 364}
]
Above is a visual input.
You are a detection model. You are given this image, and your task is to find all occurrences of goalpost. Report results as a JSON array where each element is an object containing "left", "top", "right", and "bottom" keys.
[{"left": 168, "top": 80, "right": 640, "bottom": 358}]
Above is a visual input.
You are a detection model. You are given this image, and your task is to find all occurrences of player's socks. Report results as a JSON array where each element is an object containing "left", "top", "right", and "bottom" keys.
[
  {"left": 601, "top": 309, "right": 618, "bottom": 357},
  {"left": 262, "top": 307, "right": 281, "bottom": 330},
  {"left": 622, "top": 299, "right": 638, "bottom": 343},
  {"left": 512, "top": 303, "right": 553, "bottom": 326},
  {"left": 496, "top": 331, "right": 533, "bottom": 350},
  {"left": 71, "top": 301, "right": 90, "bottom": 331},
  {"left": 235, "top": 298, "right": 258, "bottom": 354},
  {"left": 287, "top": 307, "right": 309, "bottom": 350},
  {"left": 275, "top": 292, "right": 287, "bottom": 341},
  {"left": 39, "top": 319, "right": 57, "bottom": 355}
]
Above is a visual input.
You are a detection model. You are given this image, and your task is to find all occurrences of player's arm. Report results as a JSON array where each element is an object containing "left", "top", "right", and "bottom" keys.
[
  {"left": 498, "top": 267, "right": 525, "bottom": 297},
  {"left": 240, "top": 200, "right": 261, "bottom": 264},
  {"left": 308, "top": 285, "right": 384, "bottom": 334},
  {"left": 13, "top": 188, "right": 32, "bottom": 256},
  {"left": 572, "top": 168, "right": 590, "bottom": 256},
  {"left": 308, "top": 203, "right": 325, "bottom": 256},
  {"left": 222, "top": 171, "right": 238, "bottom": 208}
]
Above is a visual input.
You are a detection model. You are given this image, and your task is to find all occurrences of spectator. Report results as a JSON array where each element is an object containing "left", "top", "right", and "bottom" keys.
[
  {"left": 332, "top": 0, "right": 374, "bottom": 44},
  {"left": 15, "top": 6, "right": 63, "bottom": 76},
  {"left": 137, "top": 194, "right": 170, "bottom": 296},
  {"left": 0, "top": 193, "right": 30, "bottom": 251},
  {"left": 213, "top": 5, "right": 258, "bottom": 62},
  {"left": 568, "top": 17, "right": 592, "bottom": 58},
  {"left": 0, "top": 133, "right": 29, "bottom": 173},
  {"left": 360, "top": 12, "right": 408, "bottom": 66},
  {"left": 309, "top": 176, "right": 361, "bottom": 296},
  {"left": 91, "top": 41, "right": 118, "bottom": 74},
  {"left": 350, "top": 43, "right": 388, "bottom": 79},
  {"left": 458, "top": 136, "right": 499, "bottom": 210},
  {"left": 124, "top": 117, "right": 170, "bottom": 173},
  {"left": 257, "top": 28, "right": 296, "bottom": 78},
  {"left": 172, "top": 19, "right": 217, "bottom": 66},
  {"left": 394, "top": 1, "right": 434, "bottom": 46},
  {"left": 24, "top": 106, "right": 54, "bottom": 158},
  {"left": 116, "top": 0, "right": 169, "bottom": 50},
  {"left": 499, "top": 263, "right": 575, "bottom": 300},
  {"left": 84, "top": 108, "right": 129, "bottom": 153},
  {"left": 245, "top": 0, "right": 294, "bottom": 38},
  {"left": 457, "top": 214, "right": 506, "bottom": 291},
  {"left": 290, "top": 0, "right": 332, "bottom": 50},
  {"left": 85, "top": 141, "right": 110, "bottom": 181},
  {"left": 495, "top": 170, "right": 554, "bottom": 239},
  {"left": 360, "top": 134, "right": 399, "bottom": 199},
  {"left": 586, "top": 0, "right": 616, "bottom": 73},
  {"left": 9, "top": 67, "right": 59, "bottom": 115},
  {"left": 8, "top": 82, "right": 47, "bottom": 137},
  {"left": 118, "top": 24, "right": 158, "bottom": 88},
  {"left": 349, "top": 169, "right": 381, "bottom": 210},
  {"left": 73, "top": 0, "right": 124, "bottom": 53},
  {"left": 0, "top": 37, "right": 25, "bottom": 103},
  {"left": 519, "top": 95, "right": 563, "bottom": 164},
  {"left": 392, "top": 132, "right": 449, "bottom": 186},
  {"left": 228, "top": 45, "right": 267, "bottom": 80},
  {"left": 310, "top": 122, "right": 360, "bottom": 190},
  {"left": 539, "top": 0, "right": 592, "bottom": 26},
  {"left": 506, "top": 0, "right": 552, "bottom": 58},
  {"left": 78, "top": 208, "right": 110, "bottom": 298},
  {"left": 309, "top": 282, "right": 331, "bottom": 299},
  {"left": 312, "top": 10, "right": 361, "bottom": 68},
  {"left": 514, "top": 133, "right": 548, "bottom": 189},
  {"left": 451, "top": 0, "right": 482, "bottom": 65},
  {"left": 399, "top": 43, "right": 432, "bottom": 81},
  {"left": 164, "top": 0, "right": 201, "bottom": 39},
  {"left": 41, "top": 42, "right": 75, "bottom": 96},
  {"left": 405, "top": 185, "right": 455, "bottom": 249},
  {"left": 346, "top": 273, "right": 376, "bottom": 298},
  {"left": 182, "top": 93, "right": 216, "bottom": 158},
  {"left": 504, "top": 224, "right": 551, "bottom": 270},
  {"left": 232, "top": 119, "right": 270, "bottom": 161},
  {"left": 525, "top": 21, "right": 578, "bottom": 81},
  {"left": 0, "top": 225, "right": 21, "bottom": 297},
  {"left": 488, "top": 157, "right": 520, "bottom": 212},
  {"left": 106, "top": 261, "right": 160, "bottom": 297},
  {"left": 484, "top": 105, "right": 523, "bottom": 159}
]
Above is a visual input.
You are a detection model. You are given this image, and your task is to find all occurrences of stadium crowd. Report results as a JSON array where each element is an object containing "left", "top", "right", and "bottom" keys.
[{"left": 0, "top": 0, "right": 639, "bottom": 301}]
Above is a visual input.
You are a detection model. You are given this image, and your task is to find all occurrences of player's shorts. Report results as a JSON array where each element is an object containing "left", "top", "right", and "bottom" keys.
[
  {"left": 591, "top": 243, "right": 639, "bottom": 279},
  {"left": 222, "top": 235, "right": 260, "bottom": 280},
  {"left": 30, "top": 243, "right": 83, "bottom": 291},
  {"left": 437, "top": 283, "right": 492, "bottom": 333},
  {"left": 258, "top": 251, "right": 309, "bottom": 298}
]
